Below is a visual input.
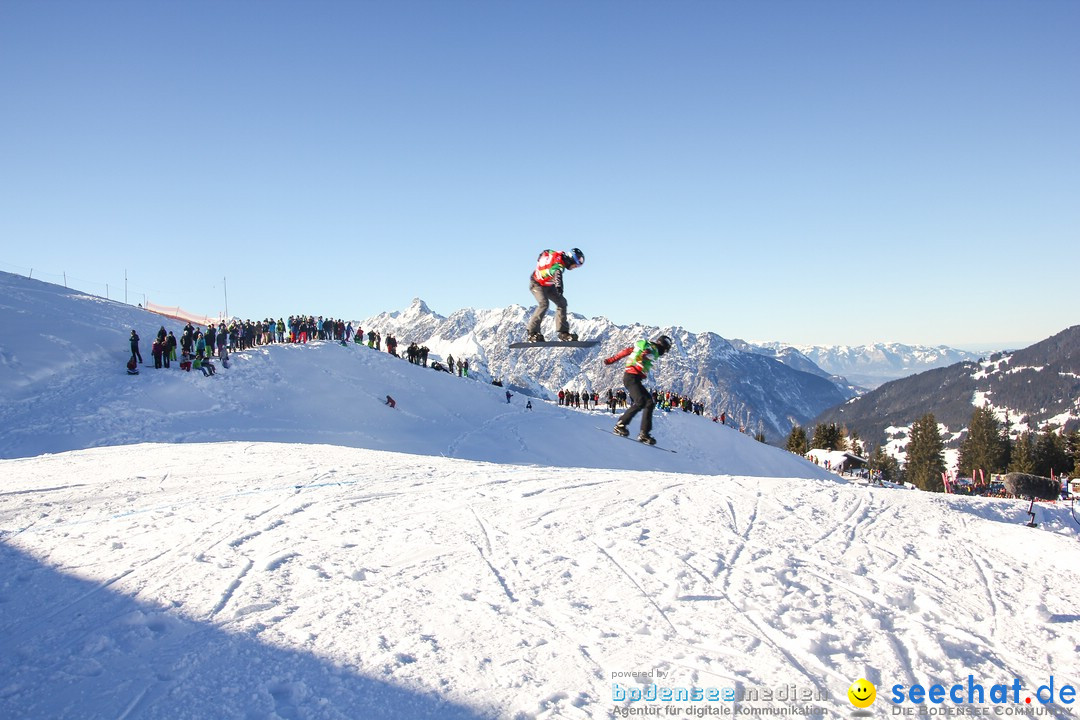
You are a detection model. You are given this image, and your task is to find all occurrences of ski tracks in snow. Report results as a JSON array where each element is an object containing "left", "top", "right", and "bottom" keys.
[{"left": 5, "top": 445, "right": 1080, "bottom": 719}]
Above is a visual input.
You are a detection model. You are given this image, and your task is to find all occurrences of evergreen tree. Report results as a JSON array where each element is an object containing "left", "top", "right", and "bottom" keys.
[
  {"left": 957, "top": 406, "right": 1007, "bottom": 479},
  {"left": 811, "top": 422, "right": 844, "bottom": 451},
  {"left": 999, "top": 425, "right": 1013, "bottom": 473},
  {"left": 1034, "top": 426, "right": 1069, "bottom": 478},
  {"left": 906, "top": 414, "right": 946, "bottom": 492},
  {"left": 868, "top": 445, "right": 902, "bottom": 483},
  {"left": 786, "top": 425, "right": 809, "bottom": 455},
  {"left": 754, "top": 430, "right": 767, "bottom": 443},
  {"left": 811, "top": 423, "right": 829, "bottom": 450},
  {"left": 1008, "top": 431, "right": 1036, "bottom": 474},
  {"left": 846, "top": 427, "right": 863, "bottom": 457},
  {"left": 1065, "top": 429, "right": 1080, "bottom": 475}
]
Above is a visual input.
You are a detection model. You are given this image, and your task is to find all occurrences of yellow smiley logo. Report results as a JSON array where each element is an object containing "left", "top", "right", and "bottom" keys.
[{"left": 848, "top": 678, "right": 876, "bottom": 708}]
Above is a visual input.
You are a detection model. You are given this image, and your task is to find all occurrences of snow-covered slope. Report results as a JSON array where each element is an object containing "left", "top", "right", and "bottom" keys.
[
  {"left": 4, "top": 444, "right": 1079, "bottom": 719},
  {"left": 2, "top": 271, "right": 1079, "bottom": 720},
  {"left": 0, "top": 272, "right": 821, "bottom": 478}
]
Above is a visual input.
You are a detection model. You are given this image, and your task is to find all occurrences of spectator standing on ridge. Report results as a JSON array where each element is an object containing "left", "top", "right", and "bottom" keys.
[
  {"left": 525, "top": 248, "right": 584, "bottom": 342},
  {"left": 129, "top": 330, "right": 143, "bottom": 365},
  {"left": 163, "top": 331, "right": 176, "bottom": 368},
  {"left": 603, "top": 335, "right": 672, "bottom": 445}
]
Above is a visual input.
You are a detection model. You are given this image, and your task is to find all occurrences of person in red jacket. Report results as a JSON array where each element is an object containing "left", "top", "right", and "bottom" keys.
[
  {"left": 603, "top": 335, "right": 672, "bottom": 445},
  {"left": 525, "top": 248, "right": 584, "bottom": 342}
]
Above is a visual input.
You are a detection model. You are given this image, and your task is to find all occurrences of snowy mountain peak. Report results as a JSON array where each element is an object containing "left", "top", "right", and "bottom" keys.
[{"left": 408, "top": 297, "right": 437, "bottom": 316}]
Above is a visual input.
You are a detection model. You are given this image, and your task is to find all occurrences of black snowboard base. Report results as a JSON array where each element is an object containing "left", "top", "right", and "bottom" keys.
[
  {"left": 596, "top": 426, "right": 676, "bottom": 452},
  {"left": 509, "top": 340, "right": 599, "bottom": 349}
]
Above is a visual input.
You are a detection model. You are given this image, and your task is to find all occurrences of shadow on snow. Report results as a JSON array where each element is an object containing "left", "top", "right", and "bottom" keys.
[{"left": 0, "top": 540, "right": 493, "bottom": 719}]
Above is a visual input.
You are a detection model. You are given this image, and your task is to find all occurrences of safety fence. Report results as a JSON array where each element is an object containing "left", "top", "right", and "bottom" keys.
[{"left": 0, "top": 260, "right": 225, "bottom": 325}]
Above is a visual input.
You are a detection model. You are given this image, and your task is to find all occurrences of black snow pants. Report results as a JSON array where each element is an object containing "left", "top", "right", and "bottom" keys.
[{"left": 617, "top": 372, "right": 654, "bottom": 435}]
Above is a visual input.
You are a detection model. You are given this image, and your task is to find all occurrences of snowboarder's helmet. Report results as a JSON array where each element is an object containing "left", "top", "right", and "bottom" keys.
[
  {"left": 654, "top": 335, "right": 672, "bottom": 355},
  {"left": 569, "top": 248, "right": 584, "bottom": 267}
]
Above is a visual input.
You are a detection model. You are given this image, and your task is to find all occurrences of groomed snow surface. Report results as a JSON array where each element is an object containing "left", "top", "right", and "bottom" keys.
[{"left": 1, "top": 272, "right": 1079, "bottom": 720}]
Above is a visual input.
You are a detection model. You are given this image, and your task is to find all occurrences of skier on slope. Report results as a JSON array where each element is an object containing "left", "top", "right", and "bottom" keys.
[
  {"left": 525, "top": 248, "right": 584, "bottom": 342},
  {"left": 603, "top": 335, "right": 672, "bottom": 445}
]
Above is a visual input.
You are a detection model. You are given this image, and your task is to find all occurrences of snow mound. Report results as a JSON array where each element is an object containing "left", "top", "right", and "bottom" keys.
[{"left": 0, "top": 270, "right": 828, "bottom": 480}]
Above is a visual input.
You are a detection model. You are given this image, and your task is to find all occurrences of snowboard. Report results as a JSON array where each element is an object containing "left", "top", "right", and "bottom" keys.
[
  {"left": 509, "top": 340, "right": 599, "bottom": 349},
  {"left": 595, "top": 426, "right": 677, "bottom": 452}
]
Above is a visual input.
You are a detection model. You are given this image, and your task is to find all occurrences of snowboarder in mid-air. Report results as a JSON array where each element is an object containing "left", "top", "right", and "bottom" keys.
[
  {"left": 525, "top": 248, "right": 584, "bottom": 342},
  {"left": 603, "top": 335, "right": 672, "bottom": 445}
]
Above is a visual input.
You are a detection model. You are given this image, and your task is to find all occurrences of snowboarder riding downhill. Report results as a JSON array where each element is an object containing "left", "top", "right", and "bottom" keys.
[
  {"left": 526, "top": 248, "right": 584, "bottom": 342},
  {"left": 604, "top": 335, "right": 672, "bottom": 445}
]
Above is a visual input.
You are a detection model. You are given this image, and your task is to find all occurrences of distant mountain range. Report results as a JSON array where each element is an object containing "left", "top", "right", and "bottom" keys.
[
  {"left": 813, "top": 325, "right": 1080, "bottom": 450},
  {"left": 358, "top": 300, "right": 997, "bottom": 443},
  {"left": 745, "top": 341, "right": 984, "bottom": 389}
]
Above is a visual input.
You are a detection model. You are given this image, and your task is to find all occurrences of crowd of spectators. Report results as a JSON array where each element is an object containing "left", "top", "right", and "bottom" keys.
[
  {"left": 130, "top": 314, "right": 480, "bottom": 385},
  {"left": 131, "top": 317, "right": 731, "bottom": 431},
  {"left": 552, "top": 386, "right": 722, "bottom": 427}
]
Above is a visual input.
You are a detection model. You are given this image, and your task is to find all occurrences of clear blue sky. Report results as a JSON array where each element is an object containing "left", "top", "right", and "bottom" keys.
[{"left": 2, "top": 0, "right": 1076, "bottom": 349}]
